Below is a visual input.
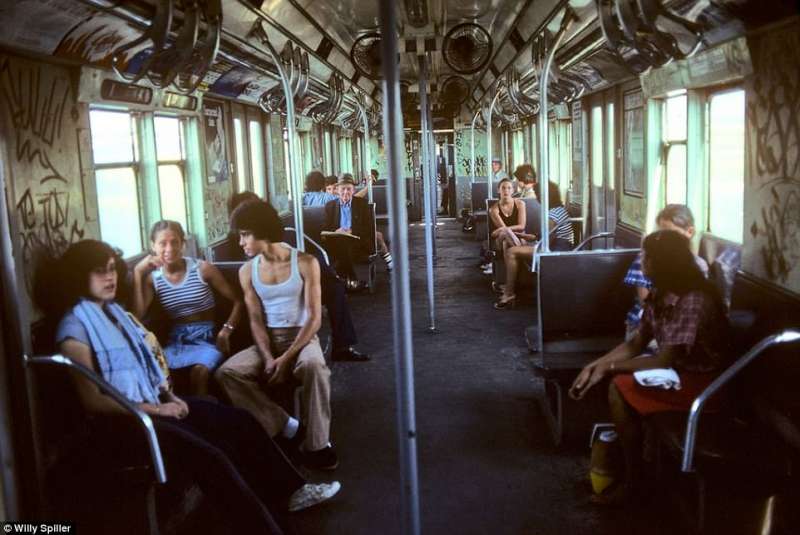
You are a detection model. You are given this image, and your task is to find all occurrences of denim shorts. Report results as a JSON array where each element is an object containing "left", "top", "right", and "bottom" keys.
[{"left": 164, "top": 321, "right": 224, "bottom": 370}]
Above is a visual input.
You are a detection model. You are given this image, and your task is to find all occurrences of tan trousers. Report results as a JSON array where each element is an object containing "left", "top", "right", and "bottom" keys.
[{"left": 215, "top": 328, "right": 331, "bottom": 451}]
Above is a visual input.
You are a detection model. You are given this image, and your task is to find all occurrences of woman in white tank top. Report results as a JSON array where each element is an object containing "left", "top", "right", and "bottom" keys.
[{"left": 133, "top": 220, "right": 243, "bottom": 395}]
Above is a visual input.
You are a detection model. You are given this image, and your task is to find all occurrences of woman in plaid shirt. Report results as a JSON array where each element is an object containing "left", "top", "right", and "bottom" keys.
[{"left": 570, "top": 230, "right": 729, "bottom": 504}]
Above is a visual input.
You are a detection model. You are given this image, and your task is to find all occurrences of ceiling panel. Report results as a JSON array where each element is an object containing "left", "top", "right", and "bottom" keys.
[{"left": 493, "top": 40, "right": 517, "bottom": 72}]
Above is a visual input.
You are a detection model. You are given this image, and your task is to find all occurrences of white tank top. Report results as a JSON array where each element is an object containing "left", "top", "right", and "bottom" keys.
[{"left": 251, "top": 248, "right": 309, "bottom": 328}]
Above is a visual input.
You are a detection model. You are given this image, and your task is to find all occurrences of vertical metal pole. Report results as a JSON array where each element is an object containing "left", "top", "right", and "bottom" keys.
[
  {"left": 470, "top": 109, "right": 481, "bottom": 184},
  {"left": 418, "top": 57, "right": 437, "bottom": 331},
  {"left": 486, "top": 90, "right": 502, "bottom": 200},
  {"left": 255, "top": 28, "right": 304, "bottom": 250},
  {"left": 426, "top": 105, "right": 438, "bottom": 256},
  {"left": 379, "top": 2, "right": 421, "bottom": 533},
  {"left": 355, "top": 94, "right": 373, "bottom": 203},
  {"left": 538, "top": 11, "right": 574, "bottom": 254}
]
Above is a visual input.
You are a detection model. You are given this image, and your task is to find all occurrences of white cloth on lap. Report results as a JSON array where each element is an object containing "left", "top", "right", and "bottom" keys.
[{"left": 633, "top": 368, "right": 682, "bottom": 390}]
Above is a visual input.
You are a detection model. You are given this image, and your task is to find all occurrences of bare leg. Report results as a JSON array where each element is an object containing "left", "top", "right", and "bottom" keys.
[
  {"left": 375, "top": 231, "right": 388, "bottom": 255},
  {"left": 190, "top": 365, "right": 211, "bottom": 396},
  {"left": 502, "top": 245, "right": 533, "bottom": 299},
  {"left": 608, "top": 381, "right": 642, "bottom": 496}
]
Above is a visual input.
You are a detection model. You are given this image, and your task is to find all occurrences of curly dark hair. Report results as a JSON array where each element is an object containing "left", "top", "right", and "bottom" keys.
[
  {"left": 35, "top": 240, "right": 128, "bottom": 321},
  {"left": 533, "top": 180, "right": 564, "bottom": 207},
  {"left": 230, "top": 200, "right": 283, "bottom": 243}
]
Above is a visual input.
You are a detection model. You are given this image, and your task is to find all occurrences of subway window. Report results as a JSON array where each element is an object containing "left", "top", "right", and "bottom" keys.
[
  {"left": 89, "top": 109, "right": 143, "bottom": 257},
  {"left": 248, "top": 119, "right": 267, "bottom": 199},
  {"left": 233, "top": 117, "right": 249, "bottom": 193},
  {"left": 663, "top": 90, "right": 688, "bottom": 204},
  {"left": 154, "top": 115, "right": 189, "bottom": 231},
  {"left": 707, "top": 88, "right": 745, "bottom": 243}
]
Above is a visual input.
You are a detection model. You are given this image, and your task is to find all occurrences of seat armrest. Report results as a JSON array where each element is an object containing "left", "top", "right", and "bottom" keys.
[
  {"left": 24, "top": 354, "right": 168, "bottom": 484},
  {"left": 681, "top": 330, "right": 800, "bottom": 472},
  {"left": 574, "top": 232, "right": 614, "bottom": 251}
]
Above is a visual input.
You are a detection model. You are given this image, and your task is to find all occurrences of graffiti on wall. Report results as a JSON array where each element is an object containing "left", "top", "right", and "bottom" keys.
[
  {"left": 0, "top": 55, "right": 86, "bottom": 292},
  {"left": 744, "top": 23, "right": 800, "bottom": 291},
  {"left": 203, "top": 185, "right": 229, "bottom": 244},
  {"left": 454, "top": 128, "right": 487, "bottom": 177}
]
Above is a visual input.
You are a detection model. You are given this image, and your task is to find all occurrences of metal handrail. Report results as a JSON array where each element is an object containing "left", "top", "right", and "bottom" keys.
[
  {"left": 283, "top": 227, "right": 330, "bottom": 266},
  {"left": 574, "top": 231, "right": 614, "bottom": 251},
  {"left": 681, "top": 330, "right": 800, "bottom": 472},
  {"left": 23, "top": 354, "right": 167, "bottom": 484}
]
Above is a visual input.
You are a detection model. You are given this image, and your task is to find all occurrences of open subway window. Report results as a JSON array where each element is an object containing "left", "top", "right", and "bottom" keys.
[
  {"left": 662, "top": 90, "right": 688, "bottom": 205},
  {"left": 707, "top": 89, "right": 745, "bottom": 243},
  {"left": 154, "top": 115, "right": 189, "bottom": 231},
  {"left": 89, "top": 109, "right": 143, "bottom": 258}
]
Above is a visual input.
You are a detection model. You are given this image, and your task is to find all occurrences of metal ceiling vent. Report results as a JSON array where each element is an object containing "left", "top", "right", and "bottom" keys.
[
  {"left": 442, "top": 23, "right": 493, "bottom": 74},
  {"left": 350, "top": 32, "right": 383, "bottom": 80},
  {"left": 440, "top": 75, "right": 470, "bottom": 105}
]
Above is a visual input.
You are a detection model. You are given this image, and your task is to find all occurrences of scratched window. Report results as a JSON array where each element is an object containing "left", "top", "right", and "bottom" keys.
[
  {"left": 708, "top": 89, "right": 745, "bottom": 243},
  {"left": 89, "top": 109, "right": 142, "bottom": 257},
  {"left": 154, "top": 115, "right": 188, "bottom": 231}
]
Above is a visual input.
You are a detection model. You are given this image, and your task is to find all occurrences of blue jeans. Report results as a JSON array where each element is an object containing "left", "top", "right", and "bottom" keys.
[{"left": 164, "top": 322, "right": 223, "bottom": 369}]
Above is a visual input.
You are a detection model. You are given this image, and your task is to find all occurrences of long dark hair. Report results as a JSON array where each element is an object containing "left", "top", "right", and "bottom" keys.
[
  {"left": 642, "top": 230, "right": 723, "bottom": 311},
  {"left": 532, "top": 180, "right": 564, "bottom": 207},
  {"left": 35, "top": 240, "right": 128, "bottom": 321}
]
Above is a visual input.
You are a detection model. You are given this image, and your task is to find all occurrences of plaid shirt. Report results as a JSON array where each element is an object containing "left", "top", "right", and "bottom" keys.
[
  {"left": 638, "top": 289, "right": 726, "bottom": 373},
  {"left": 623, "top": 253, "right": 653, "bottom": 326},
  {"left": 624, "top": 252, "right": 710, "bottom": 327}
]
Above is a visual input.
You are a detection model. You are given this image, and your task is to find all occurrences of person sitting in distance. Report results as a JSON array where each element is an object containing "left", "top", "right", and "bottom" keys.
[
  {"left": 325, "top": 175, "right": 338, "bottom": 196},
  {"left": 304, "top": 170, "right": 368, "bottom": 207},
  {"left": 488, "top": 178, "right": 527, "bottom": 258},
  {"left": 131, "top": 220, "right": 243, "bottom": 396},
  {"left": 494, "top": 180, "right": 574, "bottom": 309},
  {"left": 513, "top": 164, "right": 537, "bottom": 199},
  {"left": 623, "top": 204, "right": 708, "bottom": 341},
  {"left": 569, "top": 230, "right": 729, "bottom": 505},
  {"left": 216, "top": 200, "right": 340, "bottom": 470},
  {"left": 47, "top": 240, "right": 341, "bottom": 532},
  {"left": 322, "top": 175, "right": 393, "bottom": 285}
]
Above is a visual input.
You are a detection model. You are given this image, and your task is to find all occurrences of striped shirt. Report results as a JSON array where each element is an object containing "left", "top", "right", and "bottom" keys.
[
  {"left": 549, "top": 205, "right": 574, "bottom": 244},
  {"left": 152, "top": 258, "right": 215, "bottom": 320}
]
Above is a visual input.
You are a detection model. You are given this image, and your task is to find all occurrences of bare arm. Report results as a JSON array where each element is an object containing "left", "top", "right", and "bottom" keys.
[
  {"left": 238, "top": 262, "right": 274, "bottom": 369},
  {"left": 354, "top": 186, "right": 369, "bottom": 198},
  {"left": 509, "top": 199, "right": 526, "bottom": 232},
  {"left": 131, "top": 255, "right": 161, "bottom": 319},
  {"left": 569, "top": 331, "right": 649, "bottom": 400},
  {"left": 277, "top": 254, "right": 322, "bottom": 363},
  {"left": 200, "top": 261, "right": 243, "bottom": 329},
  {"left": 488, "top": 204, "right": 505, "bottom": 231},
  {"left": 201, "top": 261, "right": 244, "bottom": 354}
]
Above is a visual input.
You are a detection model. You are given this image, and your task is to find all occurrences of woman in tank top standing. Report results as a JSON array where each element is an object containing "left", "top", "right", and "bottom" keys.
[
  {"left": 488, "top": 178, "right": 528, "bottom": 258},
  {"left": 133, "top": 220, "right": 243, "bottom": 395}
]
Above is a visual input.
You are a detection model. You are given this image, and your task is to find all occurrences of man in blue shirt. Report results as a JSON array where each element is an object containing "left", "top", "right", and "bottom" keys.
[{"left": 303, "top": 171, "right": 338, "bottom": 207}]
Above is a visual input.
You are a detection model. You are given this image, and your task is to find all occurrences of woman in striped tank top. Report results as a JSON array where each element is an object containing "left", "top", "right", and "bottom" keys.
[{"left": 133, "top": 221, "right": 243, "bottom": 395}]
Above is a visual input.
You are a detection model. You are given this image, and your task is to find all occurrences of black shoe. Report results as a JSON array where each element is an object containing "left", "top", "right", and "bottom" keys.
[
  {"left": 345, "top": 279, "right": 367, "bottom": 292},
  {"left": 332, "top": 347, "right": 370, "bottom": 362},
  {"left": 275, "top": 425, "right": 306, "bottom": 460},
  {"left": 303, "top": 445, "right": 339, "bottom": 471}
]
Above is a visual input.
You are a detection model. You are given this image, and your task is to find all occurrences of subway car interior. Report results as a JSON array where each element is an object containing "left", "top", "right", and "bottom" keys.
[{"left": 0, "top": 0, "right": 799, "bottom": 533}]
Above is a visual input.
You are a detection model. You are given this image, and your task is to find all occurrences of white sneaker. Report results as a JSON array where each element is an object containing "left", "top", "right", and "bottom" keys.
[
  {"left": 482, "top": 264, "right": 493, "bottom": 275},
  {"left": 288, "top": 481, "right": 341, "bottom": 512}
]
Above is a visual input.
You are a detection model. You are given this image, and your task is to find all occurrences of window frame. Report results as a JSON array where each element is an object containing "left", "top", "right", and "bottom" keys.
[
  {"left": 154, "top": 113, "right": 191, "bottom": 232},
  {"left": 89, "top": 107, "right": 146, "bottom": 257},
  {"left": 661, "top": 90, "right": 688, "bottom": 206}
]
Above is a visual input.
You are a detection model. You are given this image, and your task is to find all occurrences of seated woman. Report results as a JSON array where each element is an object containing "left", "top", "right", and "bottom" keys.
[
  {"left": 569, "top": 230, "right": 729, "bottom": 504},
  {"left": 49, "top": 240, "right": 340, "bottom": 533},
  {"left": 488, "top": 178, "right": 527, "bottom": 255},
  {"left": 494, "top": 180, "right": 574, "bottom": 309},
  {"left": 132, "top": 221, "right": 243, "bottom": 396},
  {"left": 512, "top": 164, "right": 537, "bottom": 199}
]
